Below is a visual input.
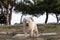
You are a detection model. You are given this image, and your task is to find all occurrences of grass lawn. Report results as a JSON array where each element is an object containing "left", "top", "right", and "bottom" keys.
[
  {"left": 0, "top": 23, "right": 60, "bottom": 40},
  {"left": 0, "top": 23, "right": 60, "bottom": 34}
]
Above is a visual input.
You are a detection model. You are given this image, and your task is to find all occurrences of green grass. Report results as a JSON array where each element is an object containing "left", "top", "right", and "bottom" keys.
[
  {"left": 0, "top": 24, "right": 60, "bottom": 40},
  {"left": 37, "top": 24, "right": 60, "bottom": 33},
  {"left": 0, "top": 23, "right": 60, "bottom": 34}
]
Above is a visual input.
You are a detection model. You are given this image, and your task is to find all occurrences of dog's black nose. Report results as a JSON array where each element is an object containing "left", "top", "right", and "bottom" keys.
[{"left": 26, "top": 23, "right": 29, "bottom": 26}]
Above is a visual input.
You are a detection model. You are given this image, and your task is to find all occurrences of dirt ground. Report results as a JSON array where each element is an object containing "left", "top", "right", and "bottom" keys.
[{"left": 0, "top": 35, "right": 60, "bottom": 40}]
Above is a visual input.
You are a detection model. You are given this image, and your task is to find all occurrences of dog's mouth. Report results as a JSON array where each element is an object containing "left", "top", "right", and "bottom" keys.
[{"left": 26, "top": 23, "right": 29, "bottom": 26}]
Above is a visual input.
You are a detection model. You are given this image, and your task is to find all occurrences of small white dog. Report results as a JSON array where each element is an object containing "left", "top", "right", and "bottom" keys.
[{"left": 23, "top": 17, "right": 38, "bottom": 36}]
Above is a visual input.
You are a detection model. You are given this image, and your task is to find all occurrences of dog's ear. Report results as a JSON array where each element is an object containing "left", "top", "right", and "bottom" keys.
[{"left": 30, "top": 17, "right": 34, "bottom": 21}]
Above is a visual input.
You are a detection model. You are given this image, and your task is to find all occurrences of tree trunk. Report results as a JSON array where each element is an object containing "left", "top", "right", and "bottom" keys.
[
  {"left": 20, "top": 14, "right": 23, "bottom": 24},
  {"left": 8, "top": 4, "right": 13, "bottom": 25},
  {"left": 9, "top": 13, "right": 11, "bottom": 25},
  {"left": 9, "top": 6, "right": 13, "bottom": 25},
  {"left": 0, "top": 1, "right": 7, "bottom": 25},
  {"left": 6, "top": 4, "right": 10, "bottom": 25},
  {"left": 6, "top": 15, "right": 9, "bottom": 25},
  {"left": 0, "top": 1, "right": 13, "bottom": 25},
  {"left": 56, "top": 14, "right": 59, "bottom": 23},
  {"left": 45, "top": 12, "right": 48, "bottom": 24}
]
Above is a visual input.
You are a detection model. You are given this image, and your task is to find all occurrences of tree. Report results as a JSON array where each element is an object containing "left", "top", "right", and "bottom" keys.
[
  {"left": 14, "top": 0, "right": 44, "bottom": 23},
  {"left": 51, "top": 0, "right": 60, "bottom": 23},
  {"left": 40, "top": 0, "right": 56, "bottom": 24},
  {"left": 15, "top": 0, "right": 43, "bottom": 15},
  {"left": 15, "top": 0, "right": 60, "bottom": 24},
  {"left": 0, "top": 0, "right": 16, "bottom": 25},
  {"left": 37, "top": 0, "right": 60, "bottom": 23}
]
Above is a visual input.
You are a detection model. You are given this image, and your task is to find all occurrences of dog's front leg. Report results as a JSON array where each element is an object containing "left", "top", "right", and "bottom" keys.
[
  {"left": 23, "top": 27, "right": 27, "bottom": 34},
  {"left": 30, "top": 30, "right": 34, "bottom": 37}
]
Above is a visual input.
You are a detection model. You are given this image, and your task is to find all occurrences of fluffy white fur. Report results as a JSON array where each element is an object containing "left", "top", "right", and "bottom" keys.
[{"left": 23, "top": 17, "right": 38, "bottom": 36}]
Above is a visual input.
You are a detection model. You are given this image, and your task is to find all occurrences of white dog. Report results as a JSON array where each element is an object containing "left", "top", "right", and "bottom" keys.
[{"left": 23, "top": 17, "right": 38, "bottom": 36}]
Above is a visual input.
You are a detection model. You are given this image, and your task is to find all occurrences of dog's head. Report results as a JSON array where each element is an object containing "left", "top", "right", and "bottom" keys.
[{"left": 23, "top": 17, "right": 34, "bottom": 26}]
